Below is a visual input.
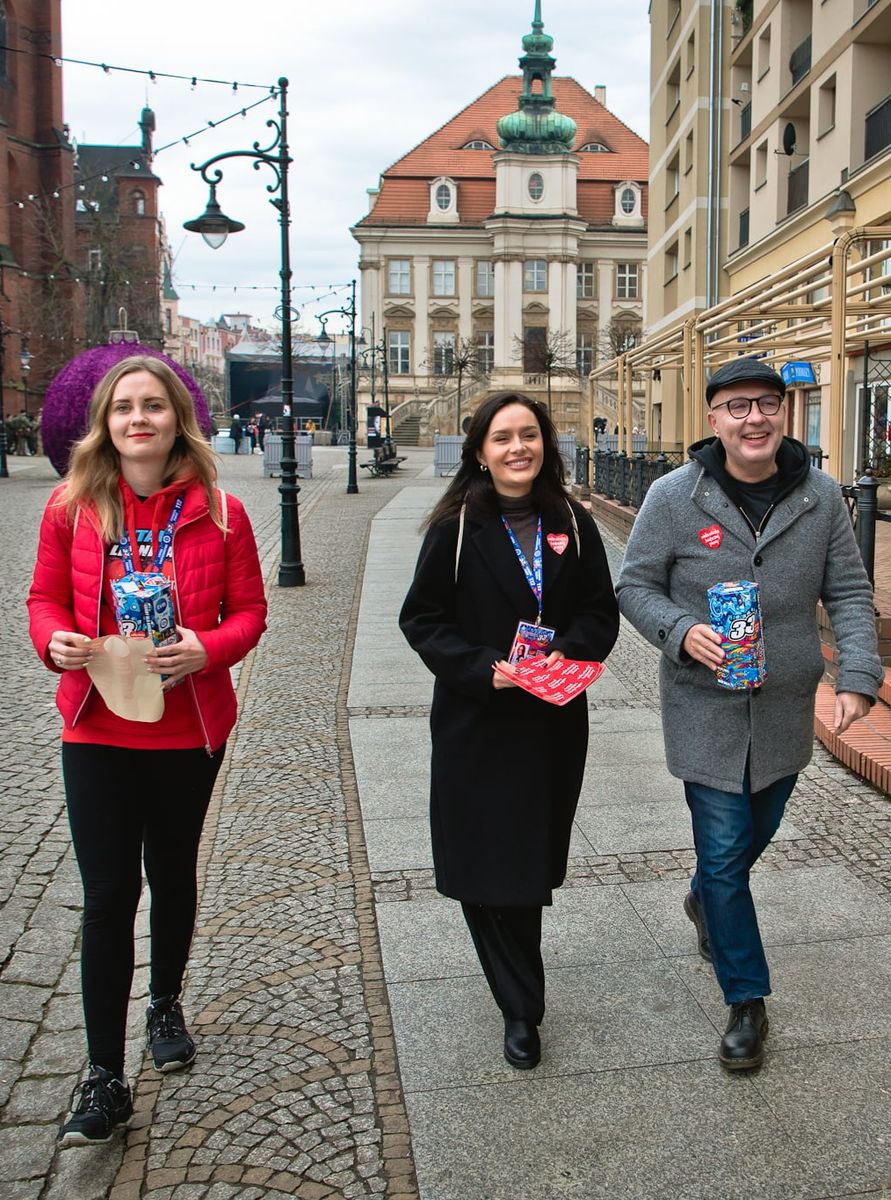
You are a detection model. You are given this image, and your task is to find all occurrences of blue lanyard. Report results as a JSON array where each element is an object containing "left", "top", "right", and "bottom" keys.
[
  {"left": 502, "top": 514, "right": 543, "bottom": 622},
  {"left": 118, "top": 494, "right": 185, "bottom": 575}
]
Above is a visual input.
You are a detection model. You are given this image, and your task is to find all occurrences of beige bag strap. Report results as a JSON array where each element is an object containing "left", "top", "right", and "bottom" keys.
[
  {"left": 455, "top": 501, "right": 466, "bottom": 583},
  {"left": 566, "top": 499, "right": 580, "bottom": 556},
  {"left": 216, "top": 486, "right": 229, "bottom": 541}
]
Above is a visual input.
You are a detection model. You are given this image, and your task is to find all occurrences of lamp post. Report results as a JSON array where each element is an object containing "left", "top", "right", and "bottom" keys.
[
  {"left": 183, "top": 76, "right": 305, "bottom": 587},
  {"left": 316, "top": 279, "right": 359, "bottom": 494},
  {"left": 359, "top": 314, "right": 392, "bottom": 455},
  {"left": 0, "top": 325, "right": 31, "bottom": 479}
]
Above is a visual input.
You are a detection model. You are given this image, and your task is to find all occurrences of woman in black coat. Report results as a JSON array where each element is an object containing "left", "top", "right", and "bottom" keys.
[{"left": 399, "top": 392, "right": 618, "bottom": 1068}]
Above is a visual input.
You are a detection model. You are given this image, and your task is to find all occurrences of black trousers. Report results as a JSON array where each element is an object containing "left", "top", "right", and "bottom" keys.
[
  {"left": 62, "top": 743, "right": 224, "bottom": 1077},
  {"left": 461, "top": 903, "right": 545, "bottom": 1024}
]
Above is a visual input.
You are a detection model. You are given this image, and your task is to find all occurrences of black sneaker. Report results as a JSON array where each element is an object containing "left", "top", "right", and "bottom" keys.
[
  {"left": 58, "top": 1066, "right": 132, "bottom": 1147},
  {"left": 146, "top": 996, "right": 196, "bottom": 1072}
]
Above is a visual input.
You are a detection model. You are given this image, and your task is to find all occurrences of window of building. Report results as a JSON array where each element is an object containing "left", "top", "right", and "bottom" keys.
[
  {"left": 523, "top": 326, "right": 548, "bottom": 373},
  {"left": 668, "top": 0, "right": 681, "bottom": 34},
  {"left": 476, "top": 260, "right": 495, "bottom": 297},
  {"left": 685, "top": 130, "right": 694, "bottom": 175},
  {"left": 528, "top": 172, "right": 544, "bottom": 201},
  {"left": 476, "top": 330, "right": 494, "bottom": 374},
  {"left": 388, "top": 330, "right": 410, "bottom": 375},
  {"left": 577, "top": 262, "right": 596, "bottom": 299},
  {"left": 433, "top": 331, "right": 456, "bottom": 375},
  {"left": 576, "top": 333, "right": 594, "bottom": 376},
  {"left": 805, "top": 389, "right": 822, "bottom": 448},
  {"left": 88, "top": 247, "right": 102, "bottom": 272},
  {"left": 757, "top": 25, "right": 771, "bottom": 80},
  {"left": 684, "top": 228, "right": 692, "bottom": 268},
  {"left": 131, "top": 190, "right": 146, "bottom": 215},
  {"left": 165, "top": 308, "right": 172, "bottom": 334},
  {"left": 432, "top": 260, "right": 456, "bottom": 296},
  {"left": 666, "top": 153, "right": 680, "bottom": 206},
  {"left": 462, "top": 139, "right": 495, "bottom": 150},
  {"left": 580, "top": 142, "right": 611, "bottom": 152},
  {"left": 686, "top": 31, "right": 696, "bottom": 78},
  {"left": 754, "top": 140, "right": 768, "bottom": 190},
  {"left": 818, "top": 75, "right": 836, "bottom": 138},
  {"left": 616, "top": 262, "right": 638, "bottom": 299},
  {"left": 523, "top": 259, "right": 547, "bottom": 292},
  {"left": 620, "top": 187, "right": 637, "bottom": 214},
  {"left": 435, "top": 182, "right": 452, "bottom": 211},
  {"left": 665, "top": 242, "right": 679, "bottom": 283},
  {"left": 667, "top": 60, "right": 681, "bottom": 120},
  {"left": 388, "top": 259, "right": 411, "bottom": 295}
]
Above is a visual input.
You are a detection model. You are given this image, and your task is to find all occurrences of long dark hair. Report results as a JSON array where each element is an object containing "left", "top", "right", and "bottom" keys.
[{"left": 425, "top": 391, "right": 568, "bottom": 528}]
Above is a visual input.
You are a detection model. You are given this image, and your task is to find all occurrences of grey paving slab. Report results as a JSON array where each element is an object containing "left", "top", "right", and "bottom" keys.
[
  {"left": 404, "top": 1060, "right": 819, "bottom": 1200},
  {"left": 350, "top": 717, "right": 430, "bottom": 820},
  {"left": 388, "top": 958, "right": 718, "bottom": 1092},
  {"left": 753, "top": 1040, "right": 891, "bottom": 1197},
  {"left": 577, "top": 761, "right": 684, "bottom": 807},
  {"left": 624, "top": 866, "right": 891, "bottom": 959},
  {"left": 377, "top": 887, "right": 663, "bottom": 984},
  {"left": 676, "top": 935, "right": 891, "bottom": 1047},
  {"left": 363, "top": 816, "right": 434, "bottom": 873},
  {"left": 575, "top": 798, "right": 697, "bottom": 854}
]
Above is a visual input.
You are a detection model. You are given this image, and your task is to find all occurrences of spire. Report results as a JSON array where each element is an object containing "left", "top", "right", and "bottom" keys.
[{"left": 496, "top": 1, "right": 576, "bottom": 155}]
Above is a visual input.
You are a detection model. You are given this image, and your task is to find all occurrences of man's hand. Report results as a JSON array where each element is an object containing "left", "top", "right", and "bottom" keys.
[
  {"left": 144, "top": 626, "right": 208, "bottom": 690},
  {"left": 833, "top": 691, "right": 871, "bottom": 734},
  {"left": 681, "top": 623, "right": 725, "bottom": 670}
]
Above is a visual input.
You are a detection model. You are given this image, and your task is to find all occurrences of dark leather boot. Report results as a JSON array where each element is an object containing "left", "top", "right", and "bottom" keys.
[
  {"left": 719, "top": 998, "right": 768, "bottom": 1070},
  {"left": 503, "top": 1018, "right": 540, "bottom": 1069}
]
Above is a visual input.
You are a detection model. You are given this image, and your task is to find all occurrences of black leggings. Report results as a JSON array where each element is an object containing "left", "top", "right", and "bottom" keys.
[{"left": 62, "top": 742, "right": 224, "bottom": 1078}]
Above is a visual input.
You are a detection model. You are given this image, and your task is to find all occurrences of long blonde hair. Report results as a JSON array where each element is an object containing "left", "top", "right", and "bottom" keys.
[{"left": 61, "top": 355, "right": 222, "bottom": 541}]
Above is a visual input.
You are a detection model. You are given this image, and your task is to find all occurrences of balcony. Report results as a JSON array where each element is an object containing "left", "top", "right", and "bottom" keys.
[
  {"left": 739, "top": 102, "right": 752, "bottom": 141},
  {"left": 739, "top": 208, "right": 750, "bottom": 249},
  {"left": 787, "top": 159, "right": 809, "bottom": 214},
  {"left": 789, "top": 35, "right": 812, "bottom": 87},
  {"left": 865, "top": 94, "right": 891, "bottom": 161}
]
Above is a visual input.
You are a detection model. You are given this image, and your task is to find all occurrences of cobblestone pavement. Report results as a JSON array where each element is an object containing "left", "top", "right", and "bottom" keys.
[
  {"left": 0, "top": 448, "right": 424, "bottom": 1200},
  {"left": 2, "top": 452, "right": 889, "bottom": 1200}
]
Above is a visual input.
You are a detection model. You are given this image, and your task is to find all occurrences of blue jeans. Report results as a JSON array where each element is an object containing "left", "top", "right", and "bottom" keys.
[{"left": 684, "top": 769, "right": 797, "bottom": 1005}]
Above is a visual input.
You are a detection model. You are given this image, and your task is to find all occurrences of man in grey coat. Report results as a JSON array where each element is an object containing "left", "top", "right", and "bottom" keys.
[{"left": 616, "top": 357, "right": 882, "bottom": 1071}]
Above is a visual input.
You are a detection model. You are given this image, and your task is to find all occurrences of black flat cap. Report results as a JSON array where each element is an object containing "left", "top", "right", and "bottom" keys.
[{"left": 706, "top": 357, "right": 786, "bottom": 404}]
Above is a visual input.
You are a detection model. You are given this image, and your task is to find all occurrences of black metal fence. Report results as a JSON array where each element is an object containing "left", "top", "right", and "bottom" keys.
[{"left": 841, "top": 476, "right": 891, "bottom": 589}]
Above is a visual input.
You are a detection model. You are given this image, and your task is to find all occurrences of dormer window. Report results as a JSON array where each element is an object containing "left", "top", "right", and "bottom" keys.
[
  {"left": 428, "top": 177, "right": 459, "bottom": 224},
  {"left": 613, "top": 181, "right": 643, "bottom": 226},
  {"left": 580, "top": 142, "right": 611, "bottom": 153},
  {"left": 462, "top": 139, "right": 495, "bottom": 150}
]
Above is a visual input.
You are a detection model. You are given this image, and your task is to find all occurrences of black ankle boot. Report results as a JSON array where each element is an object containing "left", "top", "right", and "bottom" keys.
[
  {"left": 719, "top": 998, "right": 768, "bottom": 1070},
  {"left": 503, "top": 1018, "right": 541, "bottom": 1069}
]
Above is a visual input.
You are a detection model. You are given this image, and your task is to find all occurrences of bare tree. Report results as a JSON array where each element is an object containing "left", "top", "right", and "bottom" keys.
[
  {"left": 598, "top": 317, "right": 641, "bottom": 362},
  {"left": 422, "top": 335, "right": 491, "bottom": 432},
  {"left": 512, "top": 327, "right": 581, "bottom": 415}
]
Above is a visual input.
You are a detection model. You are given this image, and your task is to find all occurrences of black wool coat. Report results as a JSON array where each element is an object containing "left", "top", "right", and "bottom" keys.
[{"left": 399, "top": 499, "right": 619, "bottom": 906}]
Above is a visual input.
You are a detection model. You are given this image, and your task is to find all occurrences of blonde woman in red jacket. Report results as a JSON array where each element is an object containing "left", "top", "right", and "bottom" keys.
[{"left": 27, "top": 355, "right": 267, "bottom": 1147}]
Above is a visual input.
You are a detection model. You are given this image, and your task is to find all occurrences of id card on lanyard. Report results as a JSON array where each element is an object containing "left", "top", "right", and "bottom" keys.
[
  {"left": 117, "top": 493, "right": 185, "bottom": 576},
  {"left": 502, "top": 514, "right": 556, "bottom": 665}
]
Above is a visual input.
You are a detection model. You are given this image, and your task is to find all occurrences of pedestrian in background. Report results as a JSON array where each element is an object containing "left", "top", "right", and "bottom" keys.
[
  {"left": 27, "top": 355, "right": 267, "bottom": 1145},
  {"left": 616, "top": 357, "right": 881, "bottom": 1071},
  {"left": 400, "top": 392, "right": 618, "bottom": 1069},
  {"left": 229, "top": 412, "right": 244, "bottom": 455}
]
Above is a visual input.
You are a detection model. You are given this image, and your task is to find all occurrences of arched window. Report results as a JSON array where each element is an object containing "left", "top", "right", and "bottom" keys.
[
  {"left": 435, "top": 183, "right": 452, "bottom": 211},
  {"left": 462, "top": 139, "right": 495, "bottom": 150},
  {"left": 528, "top": 173, "right": 544, "bottom": 201},
  {"left": 620, "top": 187, "right": 636, "bottom": 214},
  {"left": 132, "top": 190, "right": 146, "bottom": 216},
  {"left": 580, "top": 142, "right": 611, "bottom": 153}
]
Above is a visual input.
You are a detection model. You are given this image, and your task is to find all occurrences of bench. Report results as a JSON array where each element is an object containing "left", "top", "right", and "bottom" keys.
[{"left": 361, "top": 444, "right": 407, "bottom": 478}]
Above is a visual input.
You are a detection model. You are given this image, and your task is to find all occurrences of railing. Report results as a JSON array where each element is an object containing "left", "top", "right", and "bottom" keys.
[
  {"left": 591, "top": 450, "right": 677, "bottom": 507},
  {"left": 841, "top": 476, "right": 891, "bottom": 589},
  {"left": 789, "top": 34, "right": 811, "bottom": 86},
  {"left": 739, "top": 102, "right": 752, "bottom": 142},
  {"left": 787, "top": 159, "right": 809, "bottom": 215},
  {"left": 739, "top": 207, "right": 750, "bottom": 249},
  {"left": 575, "top": 446, "right": 589, "bottom": 486},
  {"left": 865, "top": 93, "right": 891, "bottom": 162}
]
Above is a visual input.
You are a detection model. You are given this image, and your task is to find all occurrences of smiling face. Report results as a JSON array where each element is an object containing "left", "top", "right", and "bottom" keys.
[
  {"left": 107, "top": 369, "right": 178, "bottom": 474},
  {"left": 477, "top": 402, "right": 545, "bottom": 497},
  {"left": 707, "top": 383, "right": 786, "bottom": 482}
]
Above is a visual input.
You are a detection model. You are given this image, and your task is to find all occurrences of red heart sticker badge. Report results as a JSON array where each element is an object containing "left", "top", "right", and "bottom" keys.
[
  {"left": 698, "top": 524, "right": 723, "bottom": 549},
  {"left": 546, "top": 533, "right": 569, "bottom": 555}
]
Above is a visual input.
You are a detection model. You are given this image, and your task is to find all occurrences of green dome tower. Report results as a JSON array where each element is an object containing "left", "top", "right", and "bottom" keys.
[{"left": 496, "top": 1, "right": 576, "bottom": 155}]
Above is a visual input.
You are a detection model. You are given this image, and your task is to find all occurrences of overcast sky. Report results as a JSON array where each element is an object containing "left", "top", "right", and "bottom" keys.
[{"left": 61, "top": 0, "right": 651, "bottom": 336}]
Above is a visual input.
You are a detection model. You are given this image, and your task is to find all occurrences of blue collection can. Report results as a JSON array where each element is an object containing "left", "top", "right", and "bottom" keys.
[{"left": 707, "top": 580, "right": 767, "bottom": 691}]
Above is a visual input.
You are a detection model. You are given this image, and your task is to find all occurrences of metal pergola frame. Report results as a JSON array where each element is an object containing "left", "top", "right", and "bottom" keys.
[{"left": 589, "top": 224, "right": 891, "bottom": 480}]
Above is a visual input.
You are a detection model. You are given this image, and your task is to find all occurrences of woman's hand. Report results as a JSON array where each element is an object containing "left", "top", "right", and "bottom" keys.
[
  {"left": 48, "top": 631, "right": 92, "bottom": 671},
  {"left": 492, "top": 648, "right": 564, "bottom": 689},
  {"left": 144, "top": 625, "right": 208, "bottom": 690}
]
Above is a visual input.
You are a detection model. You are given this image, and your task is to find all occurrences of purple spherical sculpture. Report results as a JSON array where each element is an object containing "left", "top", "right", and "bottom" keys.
[{"left": 42, "top": 344, "right": 213, "bottom": 477}]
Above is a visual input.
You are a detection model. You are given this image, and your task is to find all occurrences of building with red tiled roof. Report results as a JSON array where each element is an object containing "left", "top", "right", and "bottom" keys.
[{"left": 351, "top": 4, "right": 648, "bottom": 441}]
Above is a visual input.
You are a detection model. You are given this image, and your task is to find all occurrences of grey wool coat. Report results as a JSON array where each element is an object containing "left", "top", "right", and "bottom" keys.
[{"left": 615, "top": 454, "right": 883, "bottom": 793}]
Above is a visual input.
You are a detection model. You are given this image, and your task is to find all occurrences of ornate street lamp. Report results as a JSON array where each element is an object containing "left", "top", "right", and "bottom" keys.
[
  {"left": 183, "top": 76, "right": 305, "bottom": 587},
  {"left": 0, "top": 325, "right": 31, "bottom": 479},
  {"left": 316, "top": 280, "right": 359, "bottom": 495},
  {"left": 359, "top": 313, "right": 393, "bottom": 456}
]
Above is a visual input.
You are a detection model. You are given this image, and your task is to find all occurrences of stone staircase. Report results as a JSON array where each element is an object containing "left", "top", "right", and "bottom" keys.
[{"left": 393, "top": 414, "right": 421, "bottom": 445}]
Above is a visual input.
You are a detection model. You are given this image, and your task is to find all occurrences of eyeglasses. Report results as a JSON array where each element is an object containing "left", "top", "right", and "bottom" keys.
[{"left": 709, "top": 394, "right": 784, "bottom": 419}]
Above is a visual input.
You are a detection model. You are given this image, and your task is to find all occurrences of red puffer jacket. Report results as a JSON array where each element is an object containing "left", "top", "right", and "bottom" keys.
[{"left": 27, "top": 479, "right": 267, "bottom": 751}]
